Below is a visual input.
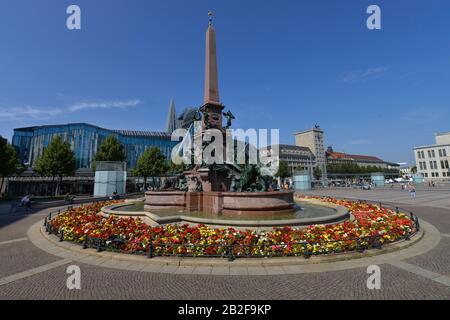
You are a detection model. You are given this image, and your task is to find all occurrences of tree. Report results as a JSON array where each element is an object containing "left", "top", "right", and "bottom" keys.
[
  {"left": 167, "top": 161, "right": 187, "bottom": 175},
  {"left": 34, "top": 136, "right": 76, "bottom": 196},
  {"left": 94, "top": 135, "right": 126, "bottom": 167},
  {"left": 132, "top": 147, "right": 167, "bottom": 189},
  {"left": 275, "top": 160, "right": 290, "bottom": 179},
  {"left": 313, "top": 166, "right": 322, "bottom": 180},
  {"left": 0, "top": 136, "right": 21, "bottom": 194}
]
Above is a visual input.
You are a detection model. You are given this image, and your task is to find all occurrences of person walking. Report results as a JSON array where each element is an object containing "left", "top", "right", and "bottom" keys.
[{"left": 409, "top": 185, "right": 416, "bottom": 198}]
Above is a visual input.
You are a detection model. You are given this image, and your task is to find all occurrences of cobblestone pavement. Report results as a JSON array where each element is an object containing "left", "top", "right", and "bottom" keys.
[{"left": 1, "top": 188, "right": 450, "bottom": 299}]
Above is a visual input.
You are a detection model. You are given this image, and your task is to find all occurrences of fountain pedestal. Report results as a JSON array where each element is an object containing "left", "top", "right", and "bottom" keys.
[{"left": 145, "top": 190, "right": 295, "bottom": 216}]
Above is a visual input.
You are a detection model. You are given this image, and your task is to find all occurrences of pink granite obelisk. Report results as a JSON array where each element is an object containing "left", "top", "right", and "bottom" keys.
[
  {"left": 204, "top": 12, "right": 220, "bottom": 105},
  {"left": 200, "top": 12, "right": 224, "bottom": 131}
]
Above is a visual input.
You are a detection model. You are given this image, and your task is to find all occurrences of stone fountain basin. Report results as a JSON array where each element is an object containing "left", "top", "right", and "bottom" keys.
[
  {"left": 102, "top": 197, "right": 350, "bottom": 229},
  {"left": 144, "top": 190, "right": 296, "bottom": 216}
]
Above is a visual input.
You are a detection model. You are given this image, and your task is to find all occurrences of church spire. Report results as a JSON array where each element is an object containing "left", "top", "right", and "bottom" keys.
[
  {"left": 204, "top": 11, "right": 220, "bottom": 105},
  {"left": 165, "top": 98, "right": 177, "bottom": 133}
]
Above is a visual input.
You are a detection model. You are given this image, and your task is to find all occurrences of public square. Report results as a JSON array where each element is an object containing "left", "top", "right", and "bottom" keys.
[
  {"left": 1, "top": 1, "right": 450, "bottom": 305},
  {"left": 1, "top": 186, "right": 449, "bottom": 300}
]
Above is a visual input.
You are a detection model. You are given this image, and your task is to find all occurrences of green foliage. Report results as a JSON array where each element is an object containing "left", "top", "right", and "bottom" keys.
[
  {"left": 94, "top": 135, "right": 126, "bottom": 165},
  {"left": 167, "top": 161, "right": 187, "bottom": 175},
  {"left": 275, "top": 160, "right": 290, "bottom": 179},
  {"left": 33, "top": 136, "right": 76, "bottom": 195},
  {"left": 132, "top": 147, "right": 167, "bottom": 185},
  {"left": 0, "top": 136, "right": 21, "bottom": 177},
  {"left": 326, "top": 163, "right": 400, "bottom": 175},
  {"left": 313, "top": 166, "right": 322, "bottom": 180},
  {"left": 34, "top": 136, "right": 76, "bottom": 178}
]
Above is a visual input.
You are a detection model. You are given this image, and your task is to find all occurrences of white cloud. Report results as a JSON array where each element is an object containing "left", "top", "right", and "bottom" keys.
[
  {"left": 0, "top": 99, "right": 141, "bottom": 121},
  {"left": 341, "top": 67, "right": 387, "bottom": 83},
  {"left": 69, "top": 99, "right": 141, "bottom": 112}
]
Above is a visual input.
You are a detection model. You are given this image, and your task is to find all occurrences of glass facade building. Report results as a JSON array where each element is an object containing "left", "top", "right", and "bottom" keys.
[{"left": 12, "top": 123, "right": 177, "bottom": 170}]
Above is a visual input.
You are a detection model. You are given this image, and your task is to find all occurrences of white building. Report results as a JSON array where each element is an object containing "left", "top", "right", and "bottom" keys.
[
  {"left": 294, "top": 125, "right": 327, "bottom": 183},
  {"left": 414, "top": 132, "right": 450, "bottom": 181}
]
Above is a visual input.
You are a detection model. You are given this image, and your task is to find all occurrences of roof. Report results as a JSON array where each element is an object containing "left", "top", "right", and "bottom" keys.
[
  {"left": 327, "top": 151, "right": 384, "bottom": 162},
  {"left": 294, "top": 126, "right": 324, "bottom": 135},
  {"left": 266, "top": 144, "right": 312, "bottom": 153},
  {"left": 14, "top": 123, "right": 171, "bottom": 139},
  {"left": 113, "top": 129, "right": 171, "bottom": 138},
  {"left": 414, "top": 144, "right": 450, "bottom": 150}
]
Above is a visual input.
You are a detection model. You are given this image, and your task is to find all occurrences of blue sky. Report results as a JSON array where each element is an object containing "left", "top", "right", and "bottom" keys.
[{"left": 0, "top": 0, "right": 449, "bottom": 164}]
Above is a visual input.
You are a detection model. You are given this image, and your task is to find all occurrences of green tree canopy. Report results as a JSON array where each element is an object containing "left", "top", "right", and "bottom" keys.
[
  {"left": 132, "top": 147, "right": 167, "bottom": 188},
  {"left": 34, "top": 136, "right": 76, "bottom": 195},
  {"left": 326, "top": 163, "right": 400, "bottom": 175},
  {"left": 94, "top": 135, "right": 126, "bottom": 164},
  {"left": 0, "top": 136, "right": 21, "bottom": 177},
  {"left": 313, "top": 166, "right": 322, "bottom": 180},
  {"left": 0, "top": 136, "right": 21, "bottom": 195},
  {"left": 274, "top": 160, "right": 290, "bottom": 179},
  {"left": 167, "top": 161, "right": 187, "bottom": 175}
]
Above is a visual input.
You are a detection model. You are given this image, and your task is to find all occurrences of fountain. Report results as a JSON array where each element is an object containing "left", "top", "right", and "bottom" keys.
[
  {"left": 144, "top": 12, "right": 296, "bottom": 218},
  {"left": 105, "top": 13, "right": 350, "bottom": 228}
]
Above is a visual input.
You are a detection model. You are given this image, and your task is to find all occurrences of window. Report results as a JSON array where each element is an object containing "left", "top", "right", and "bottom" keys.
[
  {"left": 432, "top": 150, "right": 436, "bottom": 158},
  {"left": 443, "top": 149, "right": 447, "bottom": 157},
  {"left": 439, "top": 149, "right": 443, "bottom": 157},
  {"left": 430, "top": 161, "right": 434, "bottom": 169}
]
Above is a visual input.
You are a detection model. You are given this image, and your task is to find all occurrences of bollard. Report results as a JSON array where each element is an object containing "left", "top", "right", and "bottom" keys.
[
  {"left": 96, "top": 238, "right": 102, "bottom": 252},
  {"left": 405, "top": 230, "right": 411, "bottom": 241},
  {"left": 83, "top": 236, "right": 88, "bottom": 249},
  {"left": 43, "top": 217, "right": 47, "bottom": 227},
  {"left": 227, "top": 245, "right": 235, "bottom": 262},
  {"left": 396, "top": 207, "right": 399, "bottom": 214},
  {"left": 356, "top": 239, "right": 364, "bottom": 253},
  {"left": 372, "top": 236, "right": 382, "bottom": 249},
  {"left": 148, "top": 243, "right": 154, "bottom": 259},
  {"left": 59, "top": 230, "right": 64, "bottom": 242},
  {"left": 303, "top": 242, "right": 311, "bottom": 259}
]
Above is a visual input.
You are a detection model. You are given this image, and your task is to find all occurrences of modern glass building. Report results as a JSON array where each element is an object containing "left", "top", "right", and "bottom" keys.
[{"left": 12, "top": 123, "right": 177, "bottom": 170}]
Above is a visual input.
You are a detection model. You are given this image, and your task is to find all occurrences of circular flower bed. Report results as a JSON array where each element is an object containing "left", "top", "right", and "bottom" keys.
[{"left": 48, "top": 197, "right": 417, "bottom": 258}]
